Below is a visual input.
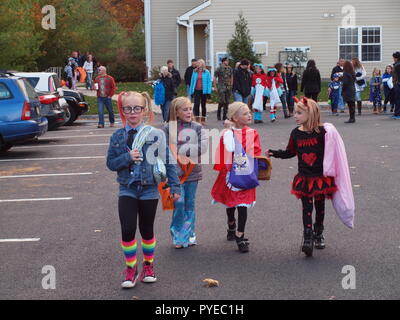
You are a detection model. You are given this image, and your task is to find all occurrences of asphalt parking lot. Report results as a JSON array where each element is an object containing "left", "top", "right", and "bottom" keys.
[{"left": 0, "top": 110, "right": 399, "bottom": 300}]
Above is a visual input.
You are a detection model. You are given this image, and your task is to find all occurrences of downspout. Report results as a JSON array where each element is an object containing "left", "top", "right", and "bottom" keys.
[{"left": 144, "top": 0, "right": 152, "bottom": 78}]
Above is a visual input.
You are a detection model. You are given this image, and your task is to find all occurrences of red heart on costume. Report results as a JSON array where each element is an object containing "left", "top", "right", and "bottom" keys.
[{"left": 302, "top": 153, "right": 317, "bottom": 166}]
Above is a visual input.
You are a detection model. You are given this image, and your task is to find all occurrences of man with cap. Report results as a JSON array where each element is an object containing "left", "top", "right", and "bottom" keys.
[
  {"left": 232, "top": 59, "right": 252, "bottom": 104},
  {"left": 391, "top": 51, "right": 400, "bottom": 119},
  {"left": 214, "top": 57, "right": 233, "bottom": 120}
]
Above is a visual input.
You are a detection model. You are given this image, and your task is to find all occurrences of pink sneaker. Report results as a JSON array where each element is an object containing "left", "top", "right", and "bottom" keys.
[
  {"left": 121, "top": 266, "right": 139, "bottom": 289},
  {"left": 140, "top": 262, "right": 157, "bottom": 283}
]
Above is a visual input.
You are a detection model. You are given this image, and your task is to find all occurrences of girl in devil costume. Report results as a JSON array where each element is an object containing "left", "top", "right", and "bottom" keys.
[
  {"left": 266, "top": 97, "right": 354, "bottom": 257},
  {"left": 265, "top": 68, "right": 284, "bottom": 122}
]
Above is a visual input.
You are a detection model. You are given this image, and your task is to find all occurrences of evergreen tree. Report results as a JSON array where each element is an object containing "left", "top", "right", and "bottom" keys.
[{"left": 227, "top": 13, "right": 260, "bottom": 66}]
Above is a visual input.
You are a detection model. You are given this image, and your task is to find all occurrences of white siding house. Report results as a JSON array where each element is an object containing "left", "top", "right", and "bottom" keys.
[{"left": 145, "top": 0, "right": 400, "bottom": 78}]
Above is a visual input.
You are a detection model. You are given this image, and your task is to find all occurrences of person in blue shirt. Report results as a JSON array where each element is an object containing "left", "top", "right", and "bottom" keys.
[
  {"left": 107, "top": 91, "right": 181, "bottom": 289},
  {"left": 328, "top": 73, "right": 341, "bottom": 116}
]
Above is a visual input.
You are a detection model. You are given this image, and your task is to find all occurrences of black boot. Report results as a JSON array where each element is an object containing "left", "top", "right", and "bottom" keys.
[
  {"left": 313, "top": 224, "right": 325, "bottom": 250},
  {"left": 357, "top": 101, "right": 362, "bottom": 115},
  {"left": 235, "top": 234, "right": 249, "bottom": 253},
  {"left": 302, "top": 228, "right": 314, "bottom": 257},
  {"left": 227, "top": 221, "right": 236, "bottom": 241},
  {"left": 345, "top": 104, "right": 356, "bottom": 123}
]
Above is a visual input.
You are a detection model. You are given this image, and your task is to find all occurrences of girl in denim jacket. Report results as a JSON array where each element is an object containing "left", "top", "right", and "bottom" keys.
[{"left": 107, "top": 91, "right": 181, "bottom": 289}]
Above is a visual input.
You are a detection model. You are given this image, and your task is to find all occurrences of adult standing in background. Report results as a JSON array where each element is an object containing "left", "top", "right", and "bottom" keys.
[
  {"left": 232, "top": 59, "right": 252, "bottom": 104},
  {"left": 214, "top": 57, "right": 233, "bottom": 121},
  {"left": 301, "top": 60, "right": 321, "bottom": 101},
  {"left": 184, "top": 59, "right": 197, "bottom": 99},
  {"left": 189, "top": 59, "right": 212, "bottom": 125},
  {"left": 391, "top": 51, "right": 400, "bottom": 119},
  {"left": 342, "top": 60, "right": 357, "bottom": 123},
  {"left": 83, "top": 54, "right": 94, "bottom": 90},
  {"left": 331, "top": 58, "right": 345, "bottom": 112},
  {"left": 158, "top": 66, "right": 176, "bottom": 123},
  {"left": 94, "top": 66, "right": 116, "bottom": 128},
  {"left": 352, "top": 58, "right": 367, "bottom": 116},
  {"left": 286, "top": 64, "right": 298, "bottom": 117},
  {"left": 167, "top": 60, "right": 181, "bottom": 98}
]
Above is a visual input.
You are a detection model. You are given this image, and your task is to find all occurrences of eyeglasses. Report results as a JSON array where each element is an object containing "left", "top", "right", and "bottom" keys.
[{"left": 122, "top": 105, "right": 145, "bottom": 114}]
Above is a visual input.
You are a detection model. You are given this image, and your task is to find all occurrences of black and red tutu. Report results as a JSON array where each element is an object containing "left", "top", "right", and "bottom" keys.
[{"left": 291, "top": 174, "right": 338, "bottom": 199}]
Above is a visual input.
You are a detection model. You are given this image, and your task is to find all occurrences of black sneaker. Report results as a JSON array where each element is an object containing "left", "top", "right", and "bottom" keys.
[{"left": 235, "top": 235, "right": 249, "bottom": 253}]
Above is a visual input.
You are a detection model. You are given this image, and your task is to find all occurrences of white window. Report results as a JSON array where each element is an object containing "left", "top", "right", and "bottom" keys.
[
  {"left": 253, "top": 42, "right": 268, "bottom": 56},
  {"left": 338, "top": 26, "right": 382, "bottom": 62}
]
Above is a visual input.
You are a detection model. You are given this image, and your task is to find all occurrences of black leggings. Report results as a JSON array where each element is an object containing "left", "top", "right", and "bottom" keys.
[
  {"left": 118, "top": 196, "right": 158, "bottom": 242},
  {"left": 226, "top": 207, "right": 248, "bottom": 233},
  {"left": 301, "top": 196, "right": 325, "bottom": 230},
  {"left": 193, "top": 90, "right": 207, "bottom": 117}
]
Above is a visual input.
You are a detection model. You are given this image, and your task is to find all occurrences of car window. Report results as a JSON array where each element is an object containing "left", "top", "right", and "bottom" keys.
[
  {"left": 0, "top": 83, "right": 13, "bottom": 100},
  {"left": 25, "top": 77, "right": 40, "bottom": 89},
  {"left": 52, "top": 75, "right": 61, "bottom": 89},
  {"left": 16, "top": 79, "right": 38, "bottom": 100}
]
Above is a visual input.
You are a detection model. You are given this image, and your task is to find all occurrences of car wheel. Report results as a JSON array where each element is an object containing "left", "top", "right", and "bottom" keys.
[
  {"left": 0, "top": 139, "right": 13, "bottom": 153},
  {"left": 64, "top": 105, "right": 77, "bottom": 126}
]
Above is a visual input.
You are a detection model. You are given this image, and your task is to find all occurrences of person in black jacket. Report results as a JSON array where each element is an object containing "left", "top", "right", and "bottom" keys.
[
  {"left": 286, "top": 64, "right": 298, "bottom": 116},
  {"left": 233, "top": 59, "right": 252, "bottom": 104},
  {"left": 167, "top": 60, "right": 181, "bottom": 98},
  {"left": 342, "top": 60, "right": 357, "bottom": 123},
  {"left": 159, "top": 66, "right": 176, "bottom": 122},
  {"left": 184, "top": 59, "right": 197, "bottom": 99},
  {"left": 391, "top": 51, "right": 400, "bottom": 119},
  {"left": 301, "top": 60, "right": 321, "bottom": 101}
]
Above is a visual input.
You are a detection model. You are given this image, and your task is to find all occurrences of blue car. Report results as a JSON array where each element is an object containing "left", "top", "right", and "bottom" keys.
[{"left": 0, "top": 72, "right": 48, "bottom": 153}]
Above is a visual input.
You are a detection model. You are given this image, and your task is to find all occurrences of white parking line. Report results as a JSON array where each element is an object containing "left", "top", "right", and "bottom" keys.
[
  {"left": 0, "top": 172, "right": 93, "bottom": 179},
  {"left": 0, "top": 238, "right": 40, "bottom": 243},
  {"left": 14, "top": 144, "right": 108, "bottom": 149},
  {"left": 43, "top": 134, "right": 111, "bottom": 139},
  {"left": 0, "top": 197, "right": 72, "bottom": 203},
  {"left": 0, "top": 156, "right": 105, "bottom": 162}
]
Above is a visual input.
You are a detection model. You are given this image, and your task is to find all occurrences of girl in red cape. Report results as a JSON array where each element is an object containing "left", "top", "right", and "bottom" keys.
[{"left": 211, "top": 102, "right": 262, "bottom": 253}]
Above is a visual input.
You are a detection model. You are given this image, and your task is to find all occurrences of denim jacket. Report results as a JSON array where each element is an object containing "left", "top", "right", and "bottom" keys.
[{"left": 106, "top": 127, "right": 181, "bottom": 195}]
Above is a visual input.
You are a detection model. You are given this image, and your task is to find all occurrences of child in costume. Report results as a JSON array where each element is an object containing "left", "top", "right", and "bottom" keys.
[
  {"left": 162, "top": 97, "right": 208, "bottom": 248},
  {"left": 211, "top": 102, "right": 262, "bottom": 253},
  {"left": 328, "top": 73, "right": 341, "bottom": 116},
  {"left": 369, "top": 68, "right": 383, "bottom": 114},
  {"left": 266, "top": 97, "right": 354, "bottom": 257},
  {"left": 382, "top": 65, "right": 394, "bottom": 113},
  {"left": 107, "top": 91, "right": 181, "bottom": 288},
  {"left": 251, "top": 64, "right": 268, "bottom": 123},
  {"left": 265, "top": 68, "right": 284, "bottom": 122}
]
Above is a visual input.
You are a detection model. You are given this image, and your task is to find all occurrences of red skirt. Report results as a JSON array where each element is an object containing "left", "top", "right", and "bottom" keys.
[
  {"left": 291, "top": 174, "right": 338, "bottom": 199},
  {"left": 211, "top": 170, "right": 256, "bottom": 208}
]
